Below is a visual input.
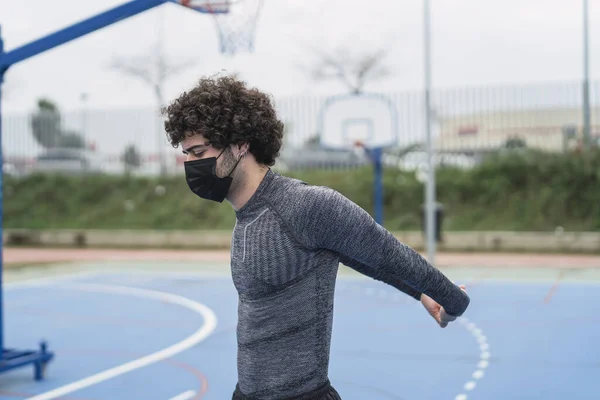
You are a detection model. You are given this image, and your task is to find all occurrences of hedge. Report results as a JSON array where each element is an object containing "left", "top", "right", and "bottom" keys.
[{"left": 5, "top": 148, "right": 600, "bottom": 232}]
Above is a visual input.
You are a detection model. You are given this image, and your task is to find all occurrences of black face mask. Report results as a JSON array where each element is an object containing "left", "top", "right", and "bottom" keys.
[{"left": 184, "top": 147, "right": 243, "bottom": 203}]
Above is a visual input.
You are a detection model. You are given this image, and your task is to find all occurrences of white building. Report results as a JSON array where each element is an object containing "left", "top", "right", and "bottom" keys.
[{"left": 436, "top": 107, "right": 600, "bottom": 153}]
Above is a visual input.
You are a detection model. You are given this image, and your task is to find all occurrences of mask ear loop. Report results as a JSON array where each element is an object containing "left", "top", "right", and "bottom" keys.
[
  {"left": 215, "top": 147, "right": 227, "bottom": 159},
  {"left": 226, "top": 148, "right": 247, "bottom": 178}
]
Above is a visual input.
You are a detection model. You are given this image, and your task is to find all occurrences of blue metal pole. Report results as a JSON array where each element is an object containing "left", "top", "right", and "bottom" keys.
[
  {"left": 0, "top": 24, "right": 5, "bottom": 361},
  {"left": 372, "top": 147, "right": 384, "bottom": 226},
  {"left": 0, "top": 0, "right": 169, "bottom": 69},
  {"left": 0, "top": 0, "right": 177, "bottom": 374}
]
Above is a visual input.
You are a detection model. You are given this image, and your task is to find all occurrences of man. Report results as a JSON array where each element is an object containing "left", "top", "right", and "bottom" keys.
[{"left": 162, "top": 74, "right": 470, "bottom": 400}]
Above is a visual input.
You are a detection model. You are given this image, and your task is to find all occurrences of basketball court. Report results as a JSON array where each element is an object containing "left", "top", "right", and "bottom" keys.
[
  {"left": 1, "top": 250, "right": 599, "bottom": 400},
  {"left": 0, "top": 0, "right": 263, "bottom": 384},
  {"left": 1, "top": 1, "right": 599, "bottom": 399}
]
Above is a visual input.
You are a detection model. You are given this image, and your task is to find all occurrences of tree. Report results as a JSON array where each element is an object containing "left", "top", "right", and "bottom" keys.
[
  {"left": 303, "top": 44, "right": 393, "bottom": 94},
  {"left": 109, "top": 9, "right": 197, "bottom": 176},
  {"left": 30, "top": 98, "right": 62, "bottom": 148},
  {"left": 30, "top": 98, "right": 86, "bottom": 149},
  {"left": 504, "top": 136, "right": 527, "bottom": 150},
  {"left": 58, "top": 131, "right": 87, "bottom": 149},
  {"left": 122, "top": 144, "right": 142, "bottom": 174}
]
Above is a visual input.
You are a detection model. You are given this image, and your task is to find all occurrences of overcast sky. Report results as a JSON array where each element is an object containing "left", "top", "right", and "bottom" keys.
[{"left": 1, "top": 0, "right": 599, "bottom": 116}]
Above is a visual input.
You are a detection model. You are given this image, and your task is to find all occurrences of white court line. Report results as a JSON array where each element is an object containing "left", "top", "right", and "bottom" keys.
[
  {"left": 24, "top": 281, "right": 218, "bottom": 400},
  {"left": 169, "top": 390, "right": 197, "bottom": 400},
  {"left": 450, "top": 277, "right": 492, "bottom": 400},
  {"left": 100, "top": 270, "right": 233, "bottom": 279},
  {"left": 453, "top": 317, "right": 490, "bottom": 400},
  {"left": 4, "top": 271, "right": 106, "bottom": 289},
  {"left": 345, "top": 282, "right": 491, "bottom": 400}
]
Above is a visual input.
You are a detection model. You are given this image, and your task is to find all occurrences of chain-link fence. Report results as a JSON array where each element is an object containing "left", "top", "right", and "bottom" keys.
[{"left": 3, "top": 80, "right": 599, "bottom": 177}]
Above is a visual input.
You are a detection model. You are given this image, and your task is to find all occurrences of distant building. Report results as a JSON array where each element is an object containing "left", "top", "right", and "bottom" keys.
[{"left": 436, "top": 107, "right": 600, "bottom": 153}]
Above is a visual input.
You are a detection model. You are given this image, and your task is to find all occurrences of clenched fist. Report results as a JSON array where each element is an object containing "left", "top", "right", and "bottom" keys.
[{"left": 420, "top": 284, "right": 467, "bottom": 328}]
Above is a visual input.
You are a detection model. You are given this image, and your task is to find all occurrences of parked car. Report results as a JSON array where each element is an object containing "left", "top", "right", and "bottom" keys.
[
  {"left": 276, "top": 145, "right": 370, "bottom": 171},
  {"left": 383, "top": 151, "right": 478, "bottom": 171}
]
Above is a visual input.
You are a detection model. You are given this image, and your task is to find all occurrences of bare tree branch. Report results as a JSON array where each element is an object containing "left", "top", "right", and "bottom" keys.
[
  {"left": 312, "top": 48, "right": 356, "bottom": 92},
  {"left": 109, "top": 41, "right": 197, "bottom": 177},
  {"left": 161, "top": 58, "right": 197, "bottom": 81},
  {"left": 110, "top": 57, "right": 155, "bottom": 86},
  {"left": 302, "top": 43, "right": 393, "bottom": 94},
  {"left": 109, "top": 48, "right": 197, "bottom": 100}
]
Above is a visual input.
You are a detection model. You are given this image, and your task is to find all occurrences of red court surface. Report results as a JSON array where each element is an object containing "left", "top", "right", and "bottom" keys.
[{"left": 4, "top": 247, "right": 600, "bottom": 269}]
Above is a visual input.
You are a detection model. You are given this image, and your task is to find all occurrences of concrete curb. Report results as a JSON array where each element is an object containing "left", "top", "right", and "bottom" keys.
[{"left": 4, "top": 229, "right": 600, "bottom": 254}]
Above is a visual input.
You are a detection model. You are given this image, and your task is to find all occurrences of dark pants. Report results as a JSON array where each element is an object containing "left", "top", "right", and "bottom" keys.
[{"left": 232, "top": 380, "right": 342, "bottom": 400}]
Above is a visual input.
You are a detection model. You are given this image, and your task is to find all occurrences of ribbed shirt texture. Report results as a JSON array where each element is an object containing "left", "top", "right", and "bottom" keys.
[{"left": 230, "top": 169, "right": 470, "bottom": 399}]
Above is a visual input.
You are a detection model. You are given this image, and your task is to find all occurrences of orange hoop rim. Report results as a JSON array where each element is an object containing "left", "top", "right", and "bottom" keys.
[{"left": 180, "top": 0, "right": 231, "bottom": 14}]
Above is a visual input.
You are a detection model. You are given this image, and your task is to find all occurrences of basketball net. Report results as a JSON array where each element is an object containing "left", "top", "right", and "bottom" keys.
[{"left": 182, "top": 0, "right": 263, "bottom": 55}]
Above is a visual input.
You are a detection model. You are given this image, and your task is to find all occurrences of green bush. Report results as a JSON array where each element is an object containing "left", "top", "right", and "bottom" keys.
[{"left": 5, "top": 148, "right": 600, "bottom": 231}]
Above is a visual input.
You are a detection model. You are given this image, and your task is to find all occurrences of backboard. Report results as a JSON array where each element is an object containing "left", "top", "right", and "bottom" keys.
[{"left": 319, "top": 93, "right": 397, "bottom": 150}]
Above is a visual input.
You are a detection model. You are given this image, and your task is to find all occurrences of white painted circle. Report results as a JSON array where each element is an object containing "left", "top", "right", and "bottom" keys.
[{"left": 26, "top": 281, "right": 218, "bottom": 400}]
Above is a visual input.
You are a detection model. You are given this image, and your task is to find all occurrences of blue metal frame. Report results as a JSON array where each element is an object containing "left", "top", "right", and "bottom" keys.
[{"left": 0, "top": 0, "right": 202, "bottom": 380}]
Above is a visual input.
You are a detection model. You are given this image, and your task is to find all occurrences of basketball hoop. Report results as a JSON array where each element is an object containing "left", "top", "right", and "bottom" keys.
[
  {"left": 353, "top": 140, "right": 365, "bottom": 149},
  {"left": 352, "top": 140, "right": 368, "bottom": 158},
  {"left": 178, "top": 0, "right": 263, "bottom": 55},
  {"left": 180, "top": 0, "right": 230, "bottom": 13}
]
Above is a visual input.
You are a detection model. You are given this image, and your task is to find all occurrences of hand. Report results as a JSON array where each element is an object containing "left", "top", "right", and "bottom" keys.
[{"left": 420, "top": 284, "right": 467, "bottom": 328}]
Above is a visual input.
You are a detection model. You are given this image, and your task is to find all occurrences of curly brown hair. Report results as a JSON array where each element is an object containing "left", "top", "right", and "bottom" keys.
[{"left": 162, "top": 74, "right": 284, "bottom": 166}]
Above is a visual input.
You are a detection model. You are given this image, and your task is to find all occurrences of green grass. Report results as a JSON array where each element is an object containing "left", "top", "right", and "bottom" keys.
[{"left": 6, "top": 148, "right": 600, "bottom": 231}]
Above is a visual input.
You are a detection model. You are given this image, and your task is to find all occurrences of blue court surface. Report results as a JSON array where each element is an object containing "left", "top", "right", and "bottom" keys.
[{"left": 1, "top": 262, "right": 599, "bottom": 400}]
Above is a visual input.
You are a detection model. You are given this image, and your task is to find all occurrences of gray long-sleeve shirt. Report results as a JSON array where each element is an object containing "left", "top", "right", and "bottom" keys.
[{"left": 230, "top": 169, "right": 470, "bottom": 399}]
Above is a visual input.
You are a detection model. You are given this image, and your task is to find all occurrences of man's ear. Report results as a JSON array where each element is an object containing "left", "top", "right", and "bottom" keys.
[{"left": 238, "top": 143, "right": 250, "bottom": 157}]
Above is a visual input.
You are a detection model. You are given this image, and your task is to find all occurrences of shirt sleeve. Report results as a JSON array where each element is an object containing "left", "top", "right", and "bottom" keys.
[
  {"left": 338, "top": 254, "right": 423, "bottom": 301},
  {"left": 296, "top": 185, "right": 470, "bottom": 317}
]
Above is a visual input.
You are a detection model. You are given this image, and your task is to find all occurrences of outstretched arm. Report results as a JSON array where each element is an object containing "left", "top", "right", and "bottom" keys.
[
  {"left": 297, "top": 186, "right": 470, "bottom": 317},
  {"left": 338, "top": 254, "right": 422, "bottom": 301}
]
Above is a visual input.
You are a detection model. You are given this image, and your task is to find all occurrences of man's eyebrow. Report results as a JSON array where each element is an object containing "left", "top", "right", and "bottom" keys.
[{"left": 182, "top": 144, "right": 208, "bottom": 154}]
